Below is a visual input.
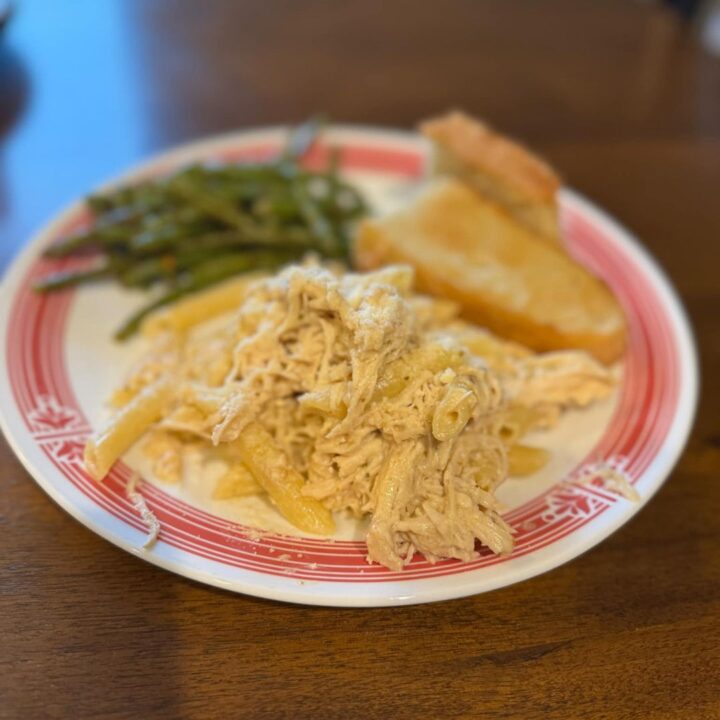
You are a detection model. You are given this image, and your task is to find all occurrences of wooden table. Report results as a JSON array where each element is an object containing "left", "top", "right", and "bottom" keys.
[{"left": 1, "top": 2, "right": 719, "bottom": 718}]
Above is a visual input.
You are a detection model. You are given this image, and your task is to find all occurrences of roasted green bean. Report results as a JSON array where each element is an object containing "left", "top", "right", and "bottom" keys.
[{"left": 35, "top": 119, "right": 367, "bottom": 339}]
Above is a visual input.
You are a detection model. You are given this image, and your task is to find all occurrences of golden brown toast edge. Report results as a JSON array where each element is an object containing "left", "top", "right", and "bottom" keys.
[
  {"left": 421, "top": 111, "right": 562, "bottom": 244},
  {"left": 354, "top": 181, "right": 626, "bottom": 365}
]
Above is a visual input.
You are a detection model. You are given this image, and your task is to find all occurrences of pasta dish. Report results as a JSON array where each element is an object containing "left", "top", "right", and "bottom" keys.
[{"left": 84, "top": 263, "right": 614, "bottom": 570}]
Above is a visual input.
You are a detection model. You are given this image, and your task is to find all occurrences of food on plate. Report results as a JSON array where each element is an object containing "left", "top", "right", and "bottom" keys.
[
  {"left": 85, "top": 377, "right": 173, "bottom": 481},
  {"left": 84, "top": 263, "right": 614, "bottom": 570},
  {"left": 50, "top": 111, "right": 627, "bottom": 569},
  {"left": 421, "top": 110, "right": 561, "bottom": 244},
  {"left": 34, "top": 111, "right": 625, "bottom": 366},
  {"left": 354, "top": 178, "right": 626, "bottom": 364},
  {"left": 139, "top": 272, "right": 265, "bottom": 338},
  {"left": 34, "top": 119, "right": 368, "bottom": 339}
]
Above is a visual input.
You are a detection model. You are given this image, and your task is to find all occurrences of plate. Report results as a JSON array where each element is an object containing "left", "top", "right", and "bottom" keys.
[{"left": 0, "top": 126, "right": 697, "bottom": 606}]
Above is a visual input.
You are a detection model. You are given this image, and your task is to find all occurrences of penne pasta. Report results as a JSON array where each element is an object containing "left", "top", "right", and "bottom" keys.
[
  {"left": 374, "top": 344, "right": 465, "bottom": 400},
  {"left": 141, "top": 273, "right": 265, "bottom": 337},
  {"left": 432, "top": 382, "right": 478, "bottom": 441},
  {"left": 235, "top": 422, "right": 335, "bottom": 535},
  {"left": 498, "top": 404, "right": 553, "bottom": 444},
  {"left": 508, "top": 444, "right": 550, "bottom": 476},
  {"left": 212, "top": 462, "right": 263, "bottom": 500},
  {"left": 458, "top": 328, "right": 532, "bottom": 373},
  {"left": 84, "top": 377, "right": 173, "bottom": 481}
]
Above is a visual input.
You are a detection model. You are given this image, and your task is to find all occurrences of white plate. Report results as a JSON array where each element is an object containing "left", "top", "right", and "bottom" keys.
[{"left": 0, "top": 126, "right": 698, "bottom": 606}]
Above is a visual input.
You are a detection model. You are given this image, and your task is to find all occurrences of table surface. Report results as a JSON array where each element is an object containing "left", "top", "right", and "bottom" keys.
[{"left": 1, "top": 1, "right": 719, "bottom": 718}]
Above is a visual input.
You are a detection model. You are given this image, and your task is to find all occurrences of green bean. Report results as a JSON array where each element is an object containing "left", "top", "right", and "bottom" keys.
[
  {"left": 173, "top": 244, "right": 282, "bottom": 271},
  {"left": 34, "top": 264, "right": 111, "bottom": 291},
  {"left": 43, "top": 224, "right": 136, "bottom": 258},
  {"left": 253, "top": 191, "right": 304, "bottom": 221},
  {"left": 34, "top": 118, "right": 368, "bottom": 340},
  {"left": 130, "top": 220, "right": 206, "bottom": 254},
  {"left": 87, "top": 183, "right": 155, "bottom": 216},
  {"left": 281, "top": 116, "right": 325, "bottom": 163},
  {"left": 184, "top": 252, "right": 281, "bottom": 282},
  {"left": 119, "top": 256, "right": 178, "bottom": 288},
  {"left": 95, "top": 204, "right": 146, "bottom": 229},
  {"left": 292, "top": 182, "right": 339, "bottom": 255},
  {"left": 113, "top": 287, "right": 188, "bottom": 340},
  {"left": 166, "top": 181, "right": 300, "bottom": 246},
  {"left": 211, "top": 164, "right": 286, "bottom": 186},
  {"left": 167, "top": 174, "right": 259, "bottom": 233},
  {"left": 44, "top": 233, "right": 102, "bottom": 258},
  {"left": 173, "top": 230, "right": 314, "bottom": 261},
  {"left": 175, "top": 230, "right": 253, "bottom": 254}
]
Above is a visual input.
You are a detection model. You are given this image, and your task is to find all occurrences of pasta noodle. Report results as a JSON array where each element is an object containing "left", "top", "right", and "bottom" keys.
[
  {"left": 212, "top": 462, "right": 263, "bottom": 500},
  {"left": 508, "top": 444, "right": 551, "bottom": 476},
  {"left": 432, "top": 382, "right": 478, "bottom": 442},
  {"left": 141, "top": 274, "right": 265, "bottom": 337},
  {"left": 235, "top": 422, "right": 336, "bottom": 535},
  {"left": 85, "top": 377, "right": 173, "bottom": 481}
]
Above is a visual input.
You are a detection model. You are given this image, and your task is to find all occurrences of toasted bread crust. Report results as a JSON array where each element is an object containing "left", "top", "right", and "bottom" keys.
[
  {"left": 420, "top": 111, "right": 561, "bottom": 203},
  {"left": 354, "top": 179, "right": 625, "bottom": 365}
]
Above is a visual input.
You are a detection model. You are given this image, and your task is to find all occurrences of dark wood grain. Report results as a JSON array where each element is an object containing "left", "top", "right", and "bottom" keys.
[{"left": 1, "top": 1, "right": 719, "bottom": 718}]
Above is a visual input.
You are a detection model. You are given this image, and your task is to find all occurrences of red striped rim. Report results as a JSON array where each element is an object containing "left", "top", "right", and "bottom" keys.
[{"left": 4, "top": 140, "right": 682, "bottom": 583}]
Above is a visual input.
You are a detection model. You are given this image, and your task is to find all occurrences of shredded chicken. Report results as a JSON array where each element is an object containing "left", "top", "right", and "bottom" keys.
[
  {"left": 119, "top": 262, "right": 615, "bottom": 570},
  {"left": 126, "top": 473, "right": 161, "bottom": 549}
]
